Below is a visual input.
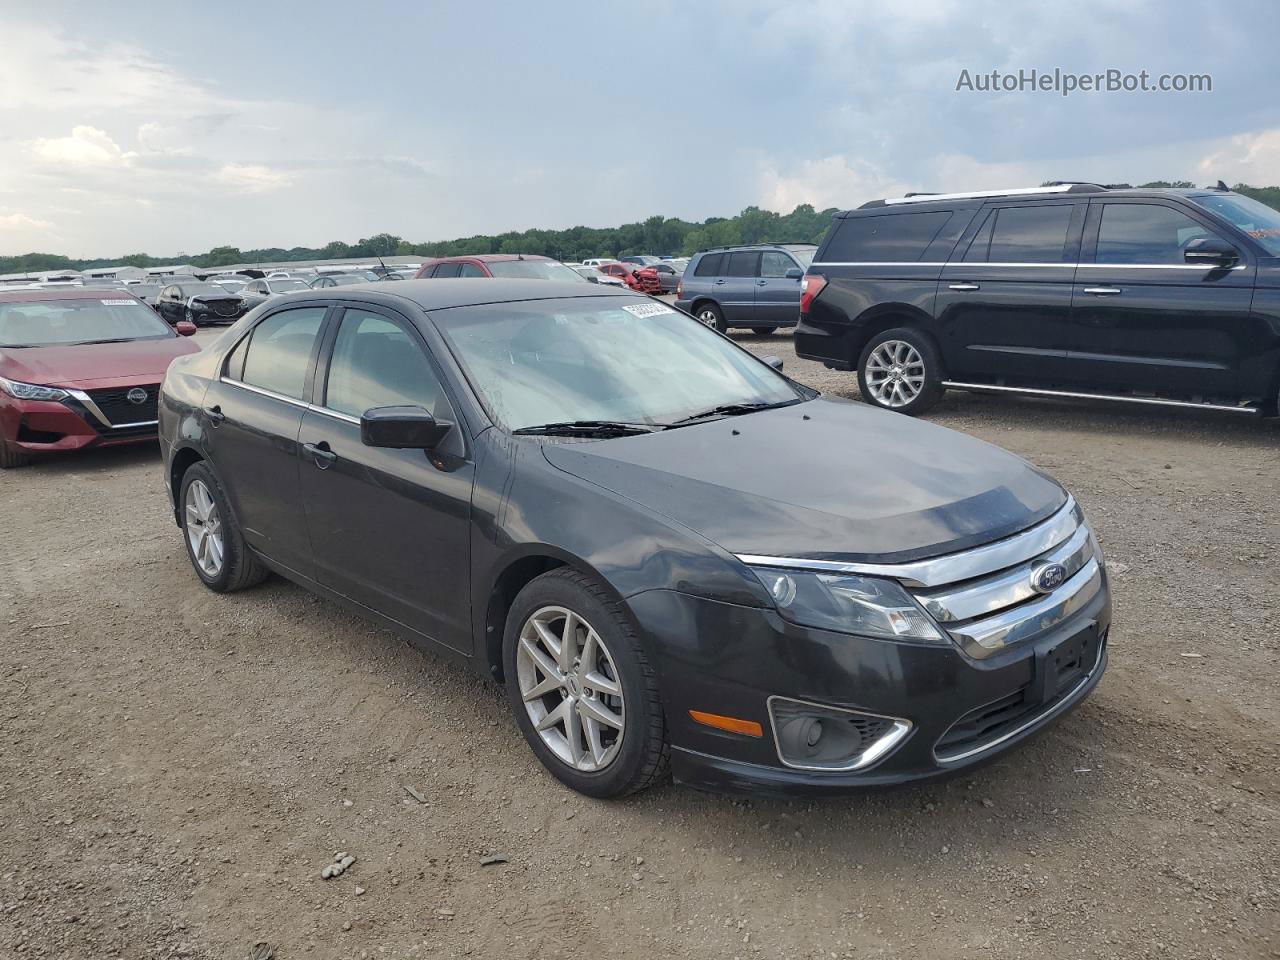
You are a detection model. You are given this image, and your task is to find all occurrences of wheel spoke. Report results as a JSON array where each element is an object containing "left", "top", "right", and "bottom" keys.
[
  {"left": 531, "top": 619, "right": 563, "bottom": 663},
  {"left": 583, "top": 670, "right": 620, "bottom": 697},
  {"left": 578, "top": 695, "right": 623, "bottom": 730},
  {"left": 563, "top": 703, "right": 585, "bottom": 766},
  {"left": 521, "top": 672, "right": 563, "bottom": 702},
  {"left": 535, "top": 697, "right": 570, "bottom": 733},
  {"left": 582, "top": 713, "right": 608, "bottom": 766},
  {"left": 520, "top": 635, "right": 562, "bottom": 683},
  {"left": 557, "top": 612, "right": 580, "bottom": 672}
]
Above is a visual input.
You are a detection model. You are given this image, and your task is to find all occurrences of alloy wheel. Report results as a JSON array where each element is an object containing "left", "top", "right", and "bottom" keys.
[
  {"left": 516, "top": 605, "right": 625, "bottom": 772},
  {"left": 184, "top": 479, "right": 225, "bottom": 577},
  {"left": 697, "top": 309, "right": 719, "bottom": 328},
  {"left": 865, "top": 339, "right": 927, "bottom": 408}
]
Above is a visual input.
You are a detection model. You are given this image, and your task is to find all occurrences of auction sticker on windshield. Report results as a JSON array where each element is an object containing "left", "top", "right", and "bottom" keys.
[
  {"left": 100, "top": 299, "right": 142, "bottom": 306},
  {"left": 622, "top": 302, "right": 675, "bottom": 318}
]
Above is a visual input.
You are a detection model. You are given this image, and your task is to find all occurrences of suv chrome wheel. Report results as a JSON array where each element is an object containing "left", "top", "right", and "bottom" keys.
[
  {"left": 697, "top": 308, "right": 719, "bottom": 327},
  {"left": 516, "top": 605, "right": 625, "bottom": 772},
  {"left": 184, "top": 479, "right": 224, "bottom": 577},
  {"left": 865, "top": 339, "right": 926, "bottom": 408}
]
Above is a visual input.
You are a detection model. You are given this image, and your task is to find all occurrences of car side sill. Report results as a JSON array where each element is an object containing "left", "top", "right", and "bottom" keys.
[{"left": 941, "top": 381, "right": 1259, "bottom": 414}]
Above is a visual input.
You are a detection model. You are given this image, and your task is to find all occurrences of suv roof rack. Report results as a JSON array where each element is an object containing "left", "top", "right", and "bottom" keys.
[
  {"left": 697, "top": 241, "right": 819, "bottom": 253},
  {"left": 862, "top": 183, "right": 1110, "bottom": 208}
]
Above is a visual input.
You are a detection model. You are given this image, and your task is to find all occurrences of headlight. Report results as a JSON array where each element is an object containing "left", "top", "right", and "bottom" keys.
[
  {"left": 188, "top": 300, "right": 209, "bottom": 310},
  {"left": 748, "top": 565, "right": 944, "bottom": 643},
  {"left": 0, "top": 375, "right": 69, "bottom": 402}
]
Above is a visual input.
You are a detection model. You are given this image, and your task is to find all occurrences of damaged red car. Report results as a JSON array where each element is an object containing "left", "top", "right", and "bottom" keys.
[{"left": 0, "top": 288, "right": 200, "bottom": 468}]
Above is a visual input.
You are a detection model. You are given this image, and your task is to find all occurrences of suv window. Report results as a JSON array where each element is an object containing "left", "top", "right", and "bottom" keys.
[
  {"left": 324, "top": 309, "right": 444, "bottom": 418},
  {"left": 238, "top": 307, "right": 327, "bottom": 400},
  {"left": 725, "top": 251, "right": 760, "bottom": 277},
  {"left": 458, "top": 262, "right": 486, "bottom": 278},
  {"left": 432, "top": 262, "right": 461, "bottom": 278},
  {"left": 967, "top": 204, "right": 1073, "bottom": 263},
  {"left": 1095, "top": 203, "right": 1220, "bottom": 265},
  {"left": 760, "top": 251, "right": 796, "bottom": 277},
  {"left": 693, "top": 253, "right": 725, "bottom": 277},
  {"left": 824, "top": 211, "right": 953, "bottom": 262}
]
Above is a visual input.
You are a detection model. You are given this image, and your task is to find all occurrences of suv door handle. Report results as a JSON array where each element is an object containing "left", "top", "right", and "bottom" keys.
[
  {"left": 206, "top": 405, "right": 225, "bottom": 426},
  {"left": 1083, "top": 286, "right": 1123, "bottom": 296},
  {"left": 756, "top": 280, "right": 768, "bottom": 286},
  {"left": 948, "top": 282, "right": 980, "bottom": 291},
  {"left": 714, "top": 279, "right": 726, "bottom": 285},
  {"left": 302, "top": 441, "right": 337, "bottom": 469}
]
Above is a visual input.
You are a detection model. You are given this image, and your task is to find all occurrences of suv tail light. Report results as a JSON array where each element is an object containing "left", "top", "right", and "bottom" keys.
[
  {"left": 676, "top": 278, "right": 683, "bottom": 298},
  {"left": 799, "top": 274, "right": 827, "bottom": 315}
]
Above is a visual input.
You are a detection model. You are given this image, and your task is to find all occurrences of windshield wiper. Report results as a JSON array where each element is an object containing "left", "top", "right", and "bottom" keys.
[
  {"left": 513, "top": 420, "right": 660, "bottom": 437},
  {"left": 666, "top": 399, "right": 801, "bottom": 427},
  {"left": 73, "top": 338, "right": 134, "bottom": 345}
]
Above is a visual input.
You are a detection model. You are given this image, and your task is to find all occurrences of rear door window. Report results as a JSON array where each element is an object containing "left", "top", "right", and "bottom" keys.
[
  {"left": 238, "top": 307, "right": 327, "bottom": 400},
  {"left": 432, "top": 263, "right": 462, "bottom": 278},
  {"left": 725, "top": 251, "right": 760, "bottom": 277},
  {"left": 823, "top": 211, "right": 953, "bottom": 262},
  {"left": 693, "top": 253, "right": 725, "bottom": 276},
  {"left": 458, "top": 262, "right": 486, "bottom": 277},
  {"left": 969, "top": 204, "right": 1074, "bottom": 263}
]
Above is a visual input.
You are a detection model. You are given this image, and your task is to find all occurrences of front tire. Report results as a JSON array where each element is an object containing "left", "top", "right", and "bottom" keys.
[
  {"left": 0, "top": 436, "right": 31, "bottom": 469},
  {"left": 857, "top": 327, "right": 945, "bottom": 415},
  {"left": 503, "top": 569, "right": 669, "bottom": 798},
  {"left": 179, "top": 461, "right": 269, "bottom": 592},
  {"left": 694, "top": 302, "right": 727, "bottom": 334}
]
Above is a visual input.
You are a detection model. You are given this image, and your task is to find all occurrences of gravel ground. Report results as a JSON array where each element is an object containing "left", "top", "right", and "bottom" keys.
[{"left": 1, "top": 324, "right": 1276, "bottom": 960}]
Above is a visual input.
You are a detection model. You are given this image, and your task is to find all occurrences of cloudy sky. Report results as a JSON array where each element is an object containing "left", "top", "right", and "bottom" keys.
[{"left": 2, "top": 0, "right": 1277, "bottom": 258}]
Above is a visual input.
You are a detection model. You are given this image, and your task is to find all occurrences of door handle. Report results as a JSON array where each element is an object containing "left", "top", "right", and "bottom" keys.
[
  {"left": 1083, "top": 286, "right": 1122, "bottom": 296},
  {"left": 302, "top": 440, "right": 337, "bottom": 469},
  {"left": 206, "top": 405, "right": 225, "bottom": 426},
  {"left": 756, "top": 280, "right": 768, "bottom": 286},
  {"left": 948, "top": 282, "right": 980, "bottom": 291},
  {"left": 714, "top": 279, "right": 726, "bottom": 285}
]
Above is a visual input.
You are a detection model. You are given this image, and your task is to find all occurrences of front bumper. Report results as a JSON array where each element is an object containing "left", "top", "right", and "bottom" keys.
[
  {"left": 1, "top": 391, "right": 159, "bottom": 455},
  {"left": 627, "top": 579, "right": 1110, "bottom": 795}
]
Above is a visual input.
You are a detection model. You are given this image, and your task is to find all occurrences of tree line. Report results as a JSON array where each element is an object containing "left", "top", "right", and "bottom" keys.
[{"left": 3, "top": 183, "right": 1277, "bottom": 275}]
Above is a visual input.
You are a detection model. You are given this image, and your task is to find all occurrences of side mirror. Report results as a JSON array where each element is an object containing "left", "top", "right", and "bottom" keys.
[
  {"left": 361, "top": 405, "right": 452, "bottom": 449},
  {"left": 762, "top": 355, "right": 784, "bottom": 371},
  {"left": 175, "top": 320, "right": 197, "bottom": 336},
  {"left": 1184, "top": 237, "right": 1239, "bottom": 267},
  {"left": 784, "top": 267, "right": 803, "bottom": 280}
]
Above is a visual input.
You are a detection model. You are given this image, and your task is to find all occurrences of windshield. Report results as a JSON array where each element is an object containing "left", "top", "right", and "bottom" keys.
[
  {"left": 1191, "top": 193, "right": 1280, "bottom": 256},
  {"left": 0, "top": 297, "right": 174, "bottom": 347},
  {"left": 181, "top": 283, "right": 236, "bottom": 297},
  {"left": 487, "top": 260, "right": 587, "bottom": 282},
  {"left": 433, "top": 297, "right": 803, "bottom": 431},
  {"left": 213, "top": 279, "right": 247, "bottom": 291},
  {"left": 267, "top": 279, "right": 311, "bottom": 293}
]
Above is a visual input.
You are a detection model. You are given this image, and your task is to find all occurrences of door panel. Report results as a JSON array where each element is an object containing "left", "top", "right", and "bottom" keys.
[
  {"left": 718, "top": 251, "right": 760, "bottom": 323},
  {"left": 1072, "top": 200, "right": 1258, "bottom": 395},
  {"left": 299, "top": 306, "right": 474, "bottom": 652},
  {"left": 936, "top": 202, "right": 1082, "bottom": 382},
  {"left": 755, "top": 251, "right": 801, "bottom": 325}
]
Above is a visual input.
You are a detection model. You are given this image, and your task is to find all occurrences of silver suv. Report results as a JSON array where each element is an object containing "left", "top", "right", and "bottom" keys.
[{"left": 675, "top": 243, "right": 816, "bottom": 334}]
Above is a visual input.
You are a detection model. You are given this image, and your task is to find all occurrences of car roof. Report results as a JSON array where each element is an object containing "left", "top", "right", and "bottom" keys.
[
  {"left": 843, "top": 185, "right": 1223, "bottom": 216},
  {"left": 273, "top": 278, "right": 638, "bottom": 312},
  {"left": 0, "top": 287, "right": 144, "bottom": 303},
  {"left": 425, "top": 254, "right": 555, "bottom": 264}
]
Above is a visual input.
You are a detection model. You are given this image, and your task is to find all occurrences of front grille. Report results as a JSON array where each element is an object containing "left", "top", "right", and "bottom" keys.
[
  {"left": 85, "top": 384, "right": 160, "bottom": 427},
  {"left": 210, "top": 299, "right": 241, "bottom": 318},
  {"left": 903, "top": 498, "right": 1103, "bottom": 658}
]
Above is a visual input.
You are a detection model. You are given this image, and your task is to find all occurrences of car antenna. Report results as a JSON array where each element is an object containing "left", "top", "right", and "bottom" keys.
[
  {"left": 1214, "top": 179, "right": 1230, "bottom": 191},
  {"left": 376, "top": 255, "right": 390, "bottom": 278}
]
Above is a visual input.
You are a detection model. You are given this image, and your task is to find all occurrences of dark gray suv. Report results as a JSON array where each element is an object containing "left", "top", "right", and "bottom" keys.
[{"left": 676, "top": 243, "right": 816, "bottom": 334}]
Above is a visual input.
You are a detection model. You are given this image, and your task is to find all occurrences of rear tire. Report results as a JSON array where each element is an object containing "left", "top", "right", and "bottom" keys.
[
  {"left": 179, "top": 461, "right": 269, "bottom": 592},
  {"left": 0, "top": 436, "right": 31, "bottom": 469},
  {"left": 694, "top": 302, "right": 727, "bottom": 334},
  {"left": 503, "top": 568, "right": 669, "bottom": 798},
  {"left": 857, "top": 327, "right": 945, "bottom": 415}
]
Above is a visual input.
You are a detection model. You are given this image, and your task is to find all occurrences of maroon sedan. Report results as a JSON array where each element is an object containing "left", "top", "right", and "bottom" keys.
[
  {"left": 414, "top": 254, "right": 587, "bottom": 282},
  {"left": 0, "top": 288, "right": 200, "bottom": 468}
]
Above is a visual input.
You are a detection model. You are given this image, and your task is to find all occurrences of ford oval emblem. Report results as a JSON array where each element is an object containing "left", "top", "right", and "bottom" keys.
[
  {"left": 127, "top": 387, "right": 148, "bottom": 405},
  {"left": 1030, "top": 561, "right": 1068, "bottom": 594}
]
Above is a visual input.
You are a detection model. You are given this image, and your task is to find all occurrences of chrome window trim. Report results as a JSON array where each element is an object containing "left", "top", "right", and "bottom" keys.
[
  {"left": 766, "top": 695, "right": 913, "bottom": 773},
  {"left": 220, "top": 377, "right": 363, "bottom": 425},
  {"left": 915, "top": 525, "right": 1093, "bottom": 623},
  {"left": 737, "top": 496, "right": 1079, "bottom": 588},
  {"left": 941, "top": 381, "right": 1259, "bottom": 414},
  {"left": 809, "top": 261, "right": 1245, "bottom": 270},
  {"left": 935, "top": 638, "right": 1105, "bottom": 764},
  {"left": 108, "top": 419, "right": 159, "bottom": 429}
]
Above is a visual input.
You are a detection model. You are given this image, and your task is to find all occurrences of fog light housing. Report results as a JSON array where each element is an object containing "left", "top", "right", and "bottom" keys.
[{"left": 768, "top": 696, "right": 912, "bottom": 772}]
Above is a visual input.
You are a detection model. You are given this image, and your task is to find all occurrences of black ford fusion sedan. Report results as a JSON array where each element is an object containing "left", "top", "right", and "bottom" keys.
[{"left": 159, "top": 280, "right": 1110, "bottom": 798}]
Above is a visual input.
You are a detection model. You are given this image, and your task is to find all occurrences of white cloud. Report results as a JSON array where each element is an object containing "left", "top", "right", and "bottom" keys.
[
  {"left": 1198, "top": 128, "right": 1280, "bottom": 186},
  {"left": 28, "top": 126, "right": 132, "bottom": 167},
  {"left": 215, "top": 163, "right": 296, "bottom": 194},
  {"left": 760, "top": 155, "right": 910, "bottom": 212},
  {"left": 0, "top": 212, "right": 52, "bottom": 231}
]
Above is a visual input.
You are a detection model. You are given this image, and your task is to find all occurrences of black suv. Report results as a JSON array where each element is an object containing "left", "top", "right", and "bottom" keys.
[
  {"left": 796, "top": 183, "right": 1280, "bottom": 416},
  {"left": 676, "top": 243, "right": 817, "bottom": 333}
]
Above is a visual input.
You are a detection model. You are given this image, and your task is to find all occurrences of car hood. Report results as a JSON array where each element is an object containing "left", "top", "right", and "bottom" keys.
[
  {"left": 0, "top": 337, "right": 200, "bottom": 388},
  {"left": 542, "top": 395, "right": 1066, "bottom": 563}
]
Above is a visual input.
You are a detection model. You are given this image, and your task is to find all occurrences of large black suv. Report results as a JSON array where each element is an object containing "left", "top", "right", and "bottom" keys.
[{"left": 796, "top": 183, "right": 1280, "bottom": 416}]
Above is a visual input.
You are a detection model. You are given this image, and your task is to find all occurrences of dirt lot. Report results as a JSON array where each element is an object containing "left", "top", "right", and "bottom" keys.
[{"left": 2, "top": 326, "right": 1277, "bottom": 960}]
